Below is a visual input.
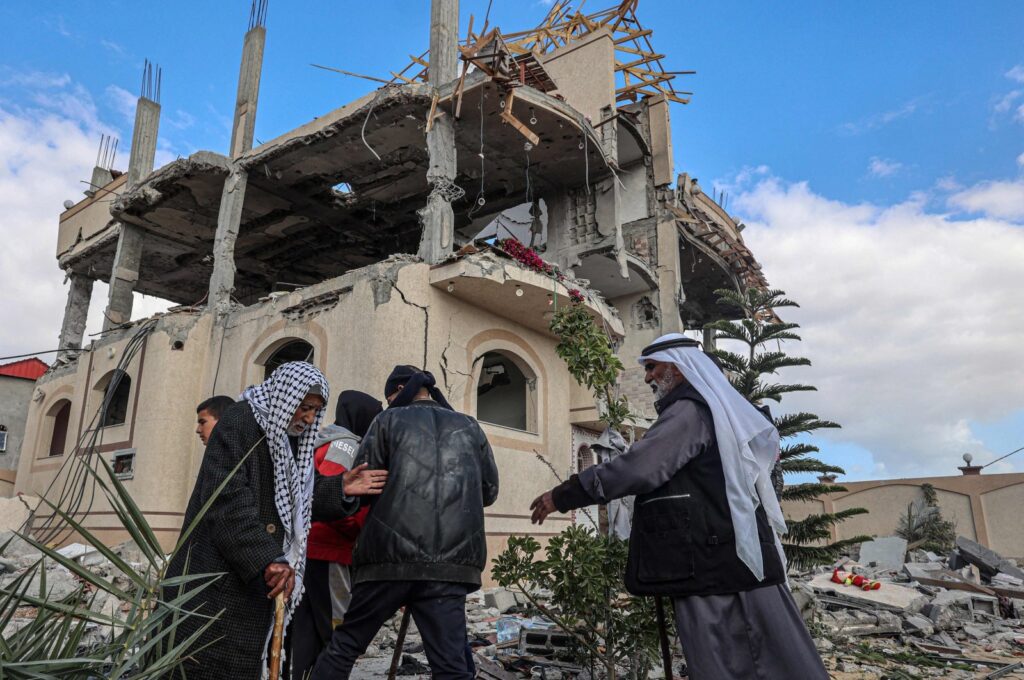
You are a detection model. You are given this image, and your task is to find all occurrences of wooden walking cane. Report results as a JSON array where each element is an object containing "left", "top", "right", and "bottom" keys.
[
  {"left": 387, "top": 607, "right": 412, "bottom": 680},
  {"left": 269, "top": 592, "right": 286, "bottom": 680},
  {"left": 654, "top": 596, "right": 674, "bottom": 680}
]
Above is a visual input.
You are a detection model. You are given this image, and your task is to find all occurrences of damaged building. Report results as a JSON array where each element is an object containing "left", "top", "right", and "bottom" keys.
[{"left": 15, "top": 1, "right": 769, "bottom": 575}]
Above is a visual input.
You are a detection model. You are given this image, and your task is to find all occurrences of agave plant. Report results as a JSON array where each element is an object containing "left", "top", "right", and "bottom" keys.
[{"left": 0, "top": 439, "right": 258, "bottom": 678}]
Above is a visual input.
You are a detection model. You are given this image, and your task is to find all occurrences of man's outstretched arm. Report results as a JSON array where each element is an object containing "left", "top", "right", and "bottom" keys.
[{"left": 531, "top": 400, "right": 711, "bottom": 524}]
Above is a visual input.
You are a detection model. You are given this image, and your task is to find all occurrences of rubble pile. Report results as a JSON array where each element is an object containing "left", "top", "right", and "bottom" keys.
[
  {"left": 4, "top": 532, "right": 1023, "bottom": 677},
  {"left": 794, "top": 535, "right": 1024, "bottom": 679},
  {"left": 0, "top": 532, "right": 147, "bottom": 648}
]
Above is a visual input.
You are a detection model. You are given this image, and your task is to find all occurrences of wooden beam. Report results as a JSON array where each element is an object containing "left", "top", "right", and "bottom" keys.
[
  {"left": 615, "top": 53, "right": 666, "bottom": 71},
  {"left": 614, "top": 28, "right": 652, "bottom": 44},
  {"left": 498, "top": 90, "right": 540, "bottom": 146}
]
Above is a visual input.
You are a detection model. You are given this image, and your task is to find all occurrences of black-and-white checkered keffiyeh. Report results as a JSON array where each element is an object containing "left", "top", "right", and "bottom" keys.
[{"left": 240, "top": 360, "right": 329, "bottom": 677}]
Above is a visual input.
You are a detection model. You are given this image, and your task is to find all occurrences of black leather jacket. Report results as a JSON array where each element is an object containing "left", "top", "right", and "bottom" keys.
[{"left": 351, "top": 400, "right": 499, "bottom": 586}]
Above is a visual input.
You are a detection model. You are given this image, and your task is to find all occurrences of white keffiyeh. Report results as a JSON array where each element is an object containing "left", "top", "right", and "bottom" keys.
[
  {"left": 639, "top": 333, "right": 788, "bottom": 581},
  {"left": 240, "top": 361, "right": 329, "bottom": 678}
]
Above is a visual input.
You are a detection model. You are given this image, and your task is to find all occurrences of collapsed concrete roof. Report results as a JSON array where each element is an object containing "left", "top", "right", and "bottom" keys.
[{"left": 85, "top": 76, "right": 612, "bottom": 306}]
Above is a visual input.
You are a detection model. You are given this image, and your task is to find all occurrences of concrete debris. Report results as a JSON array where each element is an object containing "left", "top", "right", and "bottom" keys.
[
  {"left": 859, "top": 536, "right": 909, "bottom": 571},
  {"left": 955, "top": 536, "right": 1024, "bottom": 581},
  {"left": 3, "top": 534, "right": 1023, "bottom": 678}
]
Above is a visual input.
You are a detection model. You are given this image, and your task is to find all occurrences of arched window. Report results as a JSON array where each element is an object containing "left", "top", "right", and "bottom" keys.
[
  {"left": 47, "top": 400, "right": 72, "bottom": 457},
  {"left": 476, "top": 350, "right": 536, "bottom": 432},
  {"left": 0, "top": 424, "right": 7, "bottom": 453},
  {"left": 95, "top": 370, "right": 131, "bottom": 428},
  {"left": 576, "top": 444, "right": 595, "bottom": 473},
  {"left": 263, "top": 340, "right": 315, "bottom": 380}
]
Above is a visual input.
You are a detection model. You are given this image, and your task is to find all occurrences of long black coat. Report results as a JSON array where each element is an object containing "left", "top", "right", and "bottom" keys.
[
  {"left": 352, "top": 399, "right": 499, "bottom": 586},
  {"left": 164, "top": 402, "right": 353, "bottom": 680}
]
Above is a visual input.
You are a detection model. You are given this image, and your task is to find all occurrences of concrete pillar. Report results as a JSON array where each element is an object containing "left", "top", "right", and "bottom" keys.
[
  {"left": 126, "top": 99, "right": 160, "bottom": 189},
  {"left": 428, "top": 0, "right": 459, "bottom": 85},
  {"left": 229, "top": 26, "right": 266, "bottom": 158},
  {"left": 206, "top": 24, "right": 267, "bottom": 312},
  {"left": 417, "top": 0, "right": 459, "bottom": 264},
  {"left": 104, "top": 96, "right": 160, "bottom": 330},
  {"left": 656, "top": 220, "right": 683, "bottom": 334},
  {"left": 208, "top": 170, "right": 248, "bottom": 315},
  {"left": 57, "top": 274, "right": 93, "bottom": 360}
]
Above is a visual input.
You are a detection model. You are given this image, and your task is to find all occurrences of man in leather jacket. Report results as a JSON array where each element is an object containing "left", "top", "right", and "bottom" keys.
[
  {"left": 530, "top": 335, "right": 828, "bottom": 680},
  {"left": 310, "top": 366, "right": 499, "bottom": 680}
]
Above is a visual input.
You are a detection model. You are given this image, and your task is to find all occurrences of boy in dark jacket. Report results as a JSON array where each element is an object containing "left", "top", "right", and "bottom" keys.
[
  {"left": 289, "top": 391, "right": 383, "bottom": 680},
  {"left": 310, "top": 366, "right": 499, "bottom": 680}
]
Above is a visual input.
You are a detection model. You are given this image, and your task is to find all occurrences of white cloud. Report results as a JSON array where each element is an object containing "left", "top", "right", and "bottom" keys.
[
  {"left": 105, "top": 84, "right": 137, "bottom": 125},
  {"left": 948, "top": 179, "right": 1024, "bottom": 220},
  {"left": 100, "top": 39, "right": 126, "bottom": 57},
  {"left": 867, "top": 156, "right": 902, "bottom": 178},
  {"left": 1007, "top": 65, "right": 1024, "bottom": 84},
  {"left": 1017, "top": 151, "right": 1024, "bottom": 168},
  {"left": 166, "top": 109, "right": 196, "bottom": 130},
  {"left": 729, "top": 172, "right": 1024, "bottom": 478},
  {"left": 0, "top": 73, "right": 171, "bottom": 361},
  {"left": 840, "top": 98, "right": 921, "bottom": 135}
]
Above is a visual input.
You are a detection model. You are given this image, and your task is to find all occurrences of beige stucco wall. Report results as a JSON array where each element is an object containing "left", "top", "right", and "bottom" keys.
[
  {"left": 541, "top": 28, "right": 617, "bottom": 124},
  {"left": 782, "top": 473, "right": 1024, "bottom": 558},
  {"left": 16, "top": 256, "right": 610, "bottom": 578}
]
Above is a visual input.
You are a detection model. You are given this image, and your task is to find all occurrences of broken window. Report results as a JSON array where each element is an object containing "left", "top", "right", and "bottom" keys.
[
  {"left": 263, "top": 340, "right": 315, "bottom": 380},
  {"left": 47, "top": 400, "right": 72, "bottom": 457},
  {"left": 111, "top": 450, "right": 135, "bottom": 480},
  {"left": 476, "top": 351, "right": 536, "bottom": 433},
  {"left": 95, "top": 370, "right": 131, "bottom": 428},
  {"left": 632, "top": 296, "right": 659, "bottom": 330},
  {"left": 0, "top": 425, "right": 6, "bottom": 453}
]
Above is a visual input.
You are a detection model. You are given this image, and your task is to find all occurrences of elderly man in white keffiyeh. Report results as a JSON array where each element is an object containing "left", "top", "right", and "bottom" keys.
[
  {"left": 530, "top": 334, "right": 828, "bottom": 680},
  {"left": 166, "top": 361, "right": 387, "bottom": 680}
]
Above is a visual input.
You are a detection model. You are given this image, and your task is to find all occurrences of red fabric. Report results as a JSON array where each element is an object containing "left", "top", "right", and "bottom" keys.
[
  {"left": 0, "top": 358, "right": 48, "bottom": 381},
  {"left": 307, "top": 442, "right": 368, "bottom": 564}
]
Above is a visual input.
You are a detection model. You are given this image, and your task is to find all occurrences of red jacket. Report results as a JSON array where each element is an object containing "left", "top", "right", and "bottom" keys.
[{"left": 307, "top": 439, "right": 368, "bottom": 564}]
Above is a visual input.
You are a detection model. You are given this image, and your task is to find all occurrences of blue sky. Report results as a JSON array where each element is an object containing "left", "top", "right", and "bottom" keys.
[{"left": 1, "top": 1, "right": 1022, "bottom": 480}]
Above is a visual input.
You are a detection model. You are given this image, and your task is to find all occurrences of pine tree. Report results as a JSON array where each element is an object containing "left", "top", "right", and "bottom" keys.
[{"left": 705, "top": 287, "right": 870, "bottom": 570}]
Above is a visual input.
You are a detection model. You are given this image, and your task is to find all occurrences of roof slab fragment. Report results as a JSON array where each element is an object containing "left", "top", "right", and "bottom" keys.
[{"left": 101, "top": 76, "right": 613, "bottom": 305}]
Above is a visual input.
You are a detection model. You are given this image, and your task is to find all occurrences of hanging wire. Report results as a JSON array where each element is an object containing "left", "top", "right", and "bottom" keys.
[
  {"left": 981, "top": 444, "right": 1024, "bottom": 469},
  {"left": 24, "top": 320, "right": 157, "bottom": 546},
  {"left": 468, "top": 86, "right": 487, "bottom": 219}
]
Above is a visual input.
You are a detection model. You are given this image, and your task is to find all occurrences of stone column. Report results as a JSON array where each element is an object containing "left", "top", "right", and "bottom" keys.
[
  {"left": 207, "top": 25, "right": 266, "bottom": 313},
  {"left": 208, "top": 170, "right": 249, "bottom": 314},
  {"left": 103, "top": 96, "right": 160, "bottom": 330},
  {"left": 655, "top": 219, "right": 683, "bottom": 334},
  {"left": 229, "top": 26, "right": 265, "bottom": 158},
  {"left": 57, "top": 274, "right": 93, "bottom": 360},
  {"left": 417, "top": 0, "right": 459, "bottom": 264}
]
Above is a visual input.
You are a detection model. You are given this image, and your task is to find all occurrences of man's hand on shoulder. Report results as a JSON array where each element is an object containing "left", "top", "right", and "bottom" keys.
[
  {"left": 264, "top": 562, "right": 294, "bottom": 600},
  {"left": 343, "top": 463, "right": 388, "bottom": 496}
]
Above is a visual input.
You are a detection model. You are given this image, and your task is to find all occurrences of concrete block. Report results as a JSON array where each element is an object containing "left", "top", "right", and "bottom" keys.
[
  {"left": 955, "top": 536, "right": 1012, "bottom": 577},
  {"left": 483, "top": 588, "right": 518, "bottom": 613},
  {"left": 809, "top": 572, "right": 927, "bottom": 612},
  {"left": 902, "top": 614, "right": 935, "bottom": 636},
  {"left": 859, "top": 536, "right": 908, "bottom": 571}
]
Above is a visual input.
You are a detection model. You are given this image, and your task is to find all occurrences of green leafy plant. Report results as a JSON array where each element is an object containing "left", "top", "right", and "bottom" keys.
[
  {"left": 549, "top": 303, "right": 633, "bottom": 431},
  {"left": 0, "top": 439, "right": 259, "bottom": 678},
  {"left": 492, "top": 528, "right": 666, "bottom": 679},
  {"left": 706, "top": 287, "right": 869, "bottom": 569},
  {"left": 895, "top": 483, "right": 956, "bottom": 553}
]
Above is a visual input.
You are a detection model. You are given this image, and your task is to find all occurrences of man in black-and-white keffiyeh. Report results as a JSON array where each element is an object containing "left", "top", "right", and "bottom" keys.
[{"left": 166, "top": 361, "right": 388, "bottom": 680}]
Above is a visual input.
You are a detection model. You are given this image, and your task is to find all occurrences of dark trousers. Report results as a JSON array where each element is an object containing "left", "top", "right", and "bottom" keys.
[
  {"left": 309, "top": 580, "right": 473, "bottom": 680},
  {"left": 290, "top": 559, "right": 333, "bottom": 680}
]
